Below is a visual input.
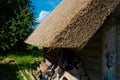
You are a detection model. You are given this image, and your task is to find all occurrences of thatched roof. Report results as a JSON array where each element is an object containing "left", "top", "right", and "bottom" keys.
[{"left": 25, "top": 0, "right": 120, "bottom": 48}]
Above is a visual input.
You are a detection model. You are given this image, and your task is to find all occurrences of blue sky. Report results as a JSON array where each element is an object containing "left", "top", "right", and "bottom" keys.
[{"left": 30, "top": 0, "right": 61, "bottom": 24}]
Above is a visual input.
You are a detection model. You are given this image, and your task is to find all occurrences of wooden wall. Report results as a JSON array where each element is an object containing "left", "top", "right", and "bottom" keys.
[
  {"left": 117, "top": 25, "right": 120, "bottom": 80},
  {"left": 75, "top": 25, "right": 119, "bottom": 80},
  {"left": 75, "top": 27, "right": 103, "bottom": 80},
  {"left": 102, "top": 4, "right": 120, "bottom": 79},
  {"left": 102, "top": 26, "right": 117, "bottom": 80}
]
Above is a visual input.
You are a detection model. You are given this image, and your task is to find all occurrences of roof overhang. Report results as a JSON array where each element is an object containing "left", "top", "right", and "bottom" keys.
[{"left": 25, "top": 0, "right": 120, "bottom": 48}]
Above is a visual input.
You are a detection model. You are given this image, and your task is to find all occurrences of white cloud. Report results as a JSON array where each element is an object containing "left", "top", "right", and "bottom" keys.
[{"left": 35, "top": 10, "right": 50, "bottom": 23}]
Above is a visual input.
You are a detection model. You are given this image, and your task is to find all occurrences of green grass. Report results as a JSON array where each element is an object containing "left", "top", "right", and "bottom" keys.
[
  {"left": 7, "top": 54, "right": 44, "bottom": 69},
  {"left": 16, "top": 70, "right": 24, "bottom": 80},
  {"left": 22, "top": 69, "right": 31, "bottom": 80},
  {"left": 0, "top": 48, "right": 44, "bottom": 80},
  {"left": 8, "top": 55, "right": 36, "bottom": 64}
]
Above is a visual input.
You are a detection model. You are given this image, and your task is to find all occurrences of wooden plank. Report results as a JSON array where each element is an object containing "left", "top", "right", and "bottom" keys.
[
  {"left": 85, "top": 42, "right": 101, "bottom": 48},
  {"left": 79, "top": 51, "right": 101, "bottom": 56},
  {"left": 85, "top": 63, "right": 101, "bottom": 72},
  {"left": 87, "top": 70, "right": 102, "bottom": 80},
  {"left": 83, "top": 58, "right": 101, "bottom": 64},
  {"left": 102, "top": 27, "right": 117, "bottom": 80}
]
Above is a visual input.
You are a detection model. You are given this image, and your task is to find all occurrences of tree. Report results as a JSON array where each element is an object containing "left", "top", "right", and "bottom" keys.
[{"left": 0, "top": 0, "right": 34, "bottom": 52}]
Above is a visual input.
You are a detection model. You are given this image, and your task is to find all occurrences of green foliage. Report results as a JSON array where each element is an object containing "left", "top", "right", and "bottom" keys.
[{"left": 0, "top": 0, "right": 34, "bottom": 52}]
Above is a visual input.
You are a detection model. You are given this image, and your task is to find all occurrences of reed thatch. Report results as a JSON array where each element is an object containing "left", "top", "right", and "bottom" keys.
[{"left": 25, "top": 0, "right": 120, "bottom": 48}]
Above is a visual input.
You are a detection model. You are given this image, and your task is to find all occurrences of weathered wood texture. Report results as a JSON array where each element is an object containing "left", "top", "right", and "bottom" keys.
[
  {"left": 102, "top": 4, "right": 120, "bottom": 79},
  {"left": 43, "top": 48, "right": 62, "bottom": 64},
  {"left": 75, "top": 27, "right": 103, "bottom": 80},
  {"left": 117, "top": 25, "right": 120, "bottom": 80},
  {"left": 102, "top": 26, "right": 117, "bottom": 80}
]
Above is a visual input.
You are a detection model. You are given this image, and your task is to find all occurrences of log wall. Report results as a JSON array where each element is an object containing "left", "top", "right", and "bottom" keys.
[{"left": 75, "top": 27, "right": 103, "bottom": 80}]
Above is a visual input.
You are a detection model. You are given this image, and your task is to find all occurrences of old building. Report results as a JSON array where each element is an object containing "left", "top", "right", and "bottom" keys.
[{"left": 25, "top": 0, "right": 120, "bottom": 80}]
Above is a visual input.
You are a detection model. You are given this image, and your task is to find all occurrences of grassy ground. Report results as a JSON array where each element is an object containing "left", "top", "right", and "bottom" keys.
[{"left": 0, "top": 47, "right": 43, "bottom": 80}]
